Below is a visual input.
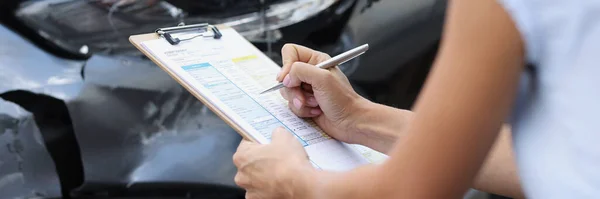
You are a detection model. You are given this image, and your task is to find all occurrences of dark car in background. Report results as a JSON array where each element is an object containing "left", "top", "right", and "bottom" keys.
[{"left": 0, "top": 0, "right": 449, "bottom": 198}]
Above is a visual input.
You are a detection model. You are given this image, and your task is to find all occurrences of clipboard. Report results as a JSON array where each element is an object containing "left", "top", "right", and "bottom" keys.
[
  {"left": 129, "top": 23, "right": 256, "bottom": 142},
  {"left": 129, "top": 23, "right": 386, "bottom": 169}
]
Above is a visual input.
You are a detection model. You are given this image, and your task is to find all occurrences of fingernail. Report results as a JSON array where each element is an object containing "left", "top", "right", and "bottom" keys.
[
  {"left": 283, "top": 74, "right": 291, "bottom": 87},
  {"left": 276, "top": 71, "right": 282, "bottom": 80},
  {"left": 293, "top": 98, "right": 302, "bottom": 109},
  {"left": 310, "top": 108, "right": 322, "bottom": 115},
  {"left": 306, "top": 97, "right": 318, "bottom": 106}
]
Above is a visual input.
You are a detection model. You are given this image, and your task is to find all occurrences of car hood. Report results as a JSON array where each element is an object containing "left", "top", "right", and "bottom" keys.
[{"left": 0, "top": 24, "right": 241, "bottom": 198}]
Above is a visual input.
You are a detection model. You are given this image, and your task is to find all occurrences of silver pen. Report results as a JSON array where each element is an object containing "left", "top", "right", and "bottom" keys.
[{"left": 260, "top": 44, "right": 369, "bottom": 94}]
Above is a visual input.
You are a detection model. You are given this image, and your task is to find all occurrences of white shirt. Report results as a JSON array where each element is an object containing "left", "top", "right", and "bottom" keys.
[{"left": 500, "top": 0, "right": 600, "bottom": 198}]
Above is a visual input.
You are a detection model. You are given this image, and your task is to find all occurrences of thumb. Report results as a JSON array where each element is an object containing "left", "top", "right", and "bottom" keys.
[
  {"left": 284, "top": 62, "right": 331, "bottom": 89},
  {"left": 271, "top": 127, "right": 295, "bottom": 143}
]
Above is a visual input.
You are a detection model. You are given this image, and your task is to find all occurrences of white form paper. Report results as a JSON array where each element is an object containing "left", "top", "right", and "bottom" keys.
[{"left": 141, "top": 28, "right": 386, "bottom": 171}]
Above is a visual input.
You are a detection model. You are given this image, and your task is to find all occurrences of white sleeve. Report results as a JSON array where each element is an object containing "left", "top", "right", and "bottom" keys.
[{"left": 496, "top": 0, "right": 542, "bottom": 64}]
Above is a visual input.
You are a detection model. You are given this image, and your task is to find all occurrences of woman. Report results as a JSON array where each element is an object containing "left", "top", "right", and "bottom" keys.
[{"left": 232, "top": 0, "right": 600, "bottom": 198}]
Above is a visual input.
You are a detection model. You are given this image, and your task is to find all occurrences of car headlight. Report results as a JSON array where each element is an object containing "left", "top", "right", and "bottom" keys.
[{"left": 15, "top": 0, "right": 337, "bottom": 56}]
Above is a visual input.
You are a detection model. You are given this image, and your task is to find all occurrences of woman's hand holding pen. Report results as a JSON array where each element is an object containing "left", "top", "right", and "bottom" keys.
[
  {"left": 276, "top": 44, "right": 408, "bottom": 152},
  {"left": 276, "top": 44, "right": 375, "bottom": 145}
]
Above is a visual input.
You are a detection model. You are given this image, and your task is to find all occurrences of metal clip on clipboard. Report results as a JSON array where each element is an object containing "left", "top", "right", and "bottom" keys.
[{"left": 155, "top": 23, "right": 223, "bottom": 45}]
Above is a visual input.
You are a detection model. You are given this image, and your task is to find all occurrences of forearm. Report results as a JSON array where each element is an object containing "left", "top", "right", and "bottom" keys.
[
  {"left": 474, "top": 125, "right": 524, "bottom": 198},
  {"left": 352, "top": 102, "right": 523, "bottom": 198},
  {"left": 303, "top": 164, "right": 389, "bottom": 199},
  {"left": 351, "top": 101, "right": 412, "bottom": 153}
]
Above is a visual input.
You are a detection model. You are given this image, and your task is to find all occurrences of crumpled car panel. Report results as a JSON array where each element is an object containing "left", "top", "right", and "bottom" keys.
[
  {"left": 0, "top": 98, "right": 63, "bottom": 199},
  {"left": 1, "top": 24, "right": 84, "bottom": 199}
]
